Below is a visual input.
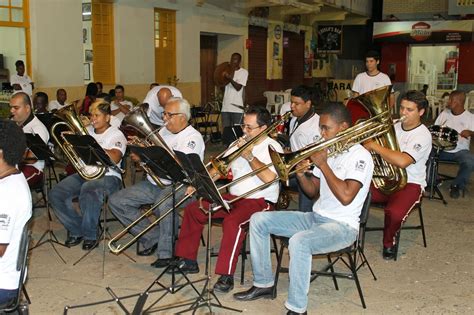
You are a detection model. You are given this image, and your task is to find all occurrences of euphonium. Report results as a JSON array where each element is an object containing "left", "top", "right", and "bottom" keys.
[
  {"left": 211, "top": 111, "right": 292, "bottom": 176},
  {"left": 122, "top": 106, "right": 181, "bottom": 188},
  {"left": 270, "top": 86, "right": 407, "bottom": 194},
  {"left": 51, "top": 103, "right": 106, "bottom": 180}
]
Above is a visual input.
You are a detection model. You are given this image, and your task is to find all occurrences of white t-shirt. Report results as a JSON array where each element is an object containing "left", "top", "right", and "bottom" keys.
[
  {"left": 312, "top": 144, "right": 374, "bottom": 230},
  {"left": 0, "top": 173, "right": 32, "bottom": 290},
  {"left": 226, "top": 137, "right": 283, "bottom": 203},
  {"left": 10, "top": 74, "right": 33, "bottom": 96},
  {"left": 435, "top": 109, "right": 474, "bottom": 153},
  {"left": 109, "top": 115, "right": 122, "bottom": 129},
  {"left": 143, "top": 86, "right": 183, "bottom": 126},
  {"left": 23, "top": 116, "right": 50, "bottom": 172},
  {"left": 395, "top": 122, "right": 432, "bottom": 187},
  {"left": 288, "top": 113, "right": 321, "bottom": 151},
  {"left": 222, "top": 68, "right": 249, "bottom": 113},
  {"left": 85, "top": 125, "right": 127, "bottom": 179},
  {"left": 147, "top": 125, "right": 205, "bottom": 186},
  {"left": 47, "top": 100, "right": 68, "bottom": 111},
  {"left": 352, "top": 71, "right": 392, "bottom": 95},
  {"left": 111, "top": 99, "right": 133, "bottom": 123}
]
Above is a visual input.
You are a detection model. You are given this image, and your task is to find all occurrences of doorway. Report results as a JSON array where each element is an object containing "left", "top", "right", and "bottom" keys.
[
  {"left": 408, "top": 45, "right": 459, "bottom": 96},
  {"left": 200, "top": 35, "right": 217, "bottom": 106}
]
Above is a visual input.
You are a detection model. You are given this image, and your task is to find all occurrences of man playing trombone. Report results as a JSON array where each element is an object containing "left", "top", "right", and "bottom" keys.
[
  {"left": 234, "top": 103, "right": 374, "bottom": 315},
  {"left": 173, "top": 106, "right": 283, "bottom": 293},
  {"left": 108, "top": 97, "right": 204, "bottom": 268}
]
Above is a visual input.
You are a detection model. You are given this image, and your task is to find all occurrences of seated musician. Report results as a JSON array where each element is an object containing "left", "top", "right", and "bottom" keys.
[
  {"left": 173, "top": 106, "right": 283, "bottom": 293},
  {"left": 234, "top": 103, "right": 374, "bottom": 315},
  {"left": 49, "top": 101, "right": 127, "bottom": 250},
  {"left": 110, "top": 85, "right": 133, "bottom": 125},
  {"left": 363, "top": 90, "right": 431, "bottom": 260},
  {"left": 143, "top": 85, "right": 182, "bottom": 129},
  {"left": 108, "top": 97, "right": 204, "bottom": 267},
  {"left": 48, "top": 88, "right": 69, "bottom": 112},
  {"left": 286, "top": 85, "right": 321, "bottom": 212},
  {"left": 32, "top": 92, "right": 49, "bottom": 114},
  {"left": 0, "top": 120, "right": 32, "bottom": 306},
  {"left": 432, "top": 90, "right": 473, "bottom": 199},
  {"left": 9, "top": 92, "right": 49, "bottom": 187}
]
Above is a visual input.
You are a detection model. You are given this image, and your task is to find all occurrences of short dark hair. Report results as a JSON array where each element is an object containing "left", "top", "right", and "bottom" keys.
[
  {"left": 450, "top": 90, "right": 466, "bottom": 104},
  {"left": 365, "top": 50, "right": 380, "bottom": 62},
  {"left": 291, "top": 85, "right": 312, "bottom": 102},
  {"left": 15, "top": 60, "right": 25, "bottom": 67},
  {"left": 245, "top": 106, "right": 272, "bottom": 127},
  {"left": 85, "top": 82, "right": 98, "bottom": 96},
  {"left": 12, "top": 92, "right": 32, "bottom": 108},
  {"left": 320, "top": 102, "right": 352, "bottom": 127},
  {"left": 35, "top": 92, "right": 49, "bottom": 103},
  {"left": 232, "top": 52, "right": 242, "bottom": 60},
  {"left": 56, "top": 88, "right": 66, "bottom": 95},
  {"left": 96, "top": 81, "right": 103, "bottom": 89},
  {"left": 115, "top": 84, "right": 124, "bottom": 92},
  {"left": 0, "top": 119, "right": 27, "bottom": 166},
  {"left": 400, "top": 90, "right": 428, "bottom": 111}
]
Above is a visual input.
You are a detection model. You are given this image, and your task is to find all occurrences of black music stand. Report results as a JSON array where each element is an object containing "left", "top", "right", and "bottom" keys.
[
  {"left": 25, "top": 133, "right": 68, "bottom": 264},
  {"left": 172, "top": 152, "right": 241, "bottom": 314},
  {"left": 426, "top": 146, "right": 448, "bottom": 205},
  {"left": 64, "top": 147, "right": 202, "bottom": 314},
  {"left": 62, "top": 134, "right": 135, "bottom": 272}
]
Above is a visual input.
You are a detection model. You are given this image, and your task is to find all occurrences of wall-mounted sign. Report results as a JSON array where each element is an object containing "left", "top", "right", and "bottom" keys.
[
  {"left": 317, "top": 25, "right": 342, "bottom": 54},
  {"left": 274, "top": 24, "right": 282, "bottom": 39},
  {"left": 373, "top": 20, "right": 474, "bottom": 43}
]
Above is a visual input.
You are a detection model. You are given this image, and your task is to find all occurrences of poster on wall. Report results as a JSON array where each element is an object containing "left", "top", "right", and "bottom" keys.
[
  {"left": 317, "top": 25, "right": 342, "bottom": 54},
  {"left": 267, "top": 22, "right": 283, "bottom": 80}
]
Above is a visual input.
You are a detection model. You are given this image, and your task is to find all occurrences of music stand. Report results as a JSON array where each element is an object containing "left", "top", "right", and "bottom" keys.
[
  {"left": 62, "top": 134, "right": 135, "bottom": 272},
  {"left": 426, "top": 146, "right": 448, "bottom": 205},
  {"left": 172, "top": 152, "right": 241, "bottom": 314},
  {"left": 25, "top": 133, "right": 67, "bottom": 264}
]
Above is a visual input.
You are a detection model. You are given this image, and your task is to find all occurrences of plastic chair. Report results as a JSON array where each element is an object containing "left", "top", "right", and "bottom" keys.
[
  {"left": 0, "top": 220, "right": 31, "bottom": 314},
  {"left": 272, "top": 193, "right": 375, "bottom": 308}
]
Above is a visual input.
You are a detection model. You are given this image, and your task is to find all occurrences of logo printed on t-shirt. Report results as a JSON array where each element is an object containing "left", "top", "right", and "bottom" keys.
[
  {"left": 355, "top": 160, "right": 366, "bottom": 171},
  {"left": 413, "top": 143, "right": 422, "bottom": 152},
  {"left": 0, "top": 213, "right": 11, "bottom": 230},
  {"left": 115, "top": 141, "right": 122, "bottom": 148},
  {"left": 187, "top": 141, "right": 196, "bottom": 150}
]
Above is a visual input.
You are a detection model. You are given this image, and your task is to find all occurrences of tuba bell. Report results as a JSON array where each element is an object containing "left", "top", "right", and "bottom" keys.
[
  {"left": 51, "top": 103, "right": 106, "bottom": 180},
  {"left": 270, "top": 86, "right": 407, "bottom": 194},
  {"left": 214, "top": 62, "right": 235, "bottom": 87},
  {"left": 122, "top": 106, "right": 182, "bottom": 188}
]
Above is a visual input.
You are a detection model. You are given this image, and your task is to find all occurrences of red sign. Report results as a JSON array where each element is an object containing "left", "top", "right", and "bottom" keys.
[
  {"left": 246, "top": 39, "right": 252, "bottom": 49},
  {"left": 410, "top": 22, "right": 432, "bottom": 41}
]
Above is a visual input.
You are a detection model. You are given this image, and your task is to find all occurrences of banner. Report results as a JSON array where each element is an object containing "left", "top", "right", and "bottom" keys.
[
  {"left": 317, "top": 25, "right": 342, "bottom": 54},
  {"left": 373, "top": 20, "right": 474, "bottom": 43}
]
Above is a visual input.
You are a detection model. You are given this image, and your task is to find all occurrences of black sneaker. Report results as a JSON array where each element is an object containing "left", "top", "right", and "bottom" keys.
[
  {"left": 213, "top": 275, "right": 234, "bottom": 293},
  {"left": 169, "top": 258, "right": 199, "bottom": 274},
  {"left": 382, "top": 246, "right": 396, "bottom": 260},
  {"left": 450, "top": 185, "right": 460, "bottom": 199}
]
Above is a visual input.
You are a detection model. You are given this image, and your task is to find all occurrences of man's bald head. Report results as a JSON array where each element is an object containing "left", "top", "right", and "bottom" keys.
[{"left": 158, "top": 88, "right": 172, "bottom": 107}]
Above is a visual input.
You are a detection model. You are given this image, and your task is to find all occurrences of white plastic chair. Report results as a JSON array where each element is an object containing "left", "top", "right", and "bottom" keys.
[{"left": 426, "top": 95, "right": 441, "bottom": 119}]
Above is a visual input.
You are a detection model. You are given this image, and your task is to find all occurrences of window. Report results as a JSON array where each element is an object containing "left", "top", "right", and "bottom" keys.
[
  {"left": 91, "top": 0, "right": 115, "bottom": 84},
  {"left": 154, "top": 8, "right": 176, "bottom": 84}
]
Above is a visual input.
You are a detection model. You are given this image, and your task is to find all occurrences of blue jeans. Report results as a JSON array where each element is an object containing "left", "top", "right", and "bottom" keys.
[
  {"left": 0, "top": 288, "right": 17, "bottom": 305},
  {"left": 249, "top": 211, "right": 358, "bottom": 313},
  {"left": 49, "top": 174, "right": 122, "bottom": 240},
  {"left": 108, "top": 180, "right": 188, "bottom": 258},
  {"left": 438, "top": 150, "right": 474, "bottom": 189}
]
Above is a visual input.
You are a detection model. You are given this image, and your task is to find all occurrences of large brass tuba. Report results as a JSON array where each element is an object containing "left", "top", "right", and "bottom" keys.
[
  {"left": 51, "top": 104, "right": 106, "bottom": 180},
  {"left": 269, "top": 86, "right": 407, "bottom": 194},
  {"left": 122, "top": 106, "right": 181, "bottom": 188}
]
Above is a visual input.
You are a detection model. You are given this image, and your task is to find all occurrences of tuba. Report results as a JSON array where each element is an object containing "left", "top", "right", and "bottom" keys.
[
  {"left": 270, "top": 86, "right": 407, "bottom": 194},
  {"left": 51, "top": 104, "right": 106, "bottom": 180},
  {"left": 214, "top": 62, "right": 234, "bottom": 87},
  {"left": 122, "top": 106, "right": 181, "bottom": 188}
]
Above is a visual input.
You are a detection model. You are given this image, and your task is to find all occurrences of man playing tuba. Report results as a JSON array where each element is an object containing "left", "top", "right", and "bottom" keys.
[{"left": 108, "top": 97, "right": 205, "bottom": 268}]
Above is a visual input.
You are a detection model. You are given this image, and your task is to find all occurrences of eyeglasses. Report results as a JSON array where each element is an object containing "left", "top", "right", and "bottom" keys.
[
  {"left": 240, "top": 124, "right": 262, "bottom": 130},
  {"left": 162, "top": 111, "right": 183, "bottom": 118}
]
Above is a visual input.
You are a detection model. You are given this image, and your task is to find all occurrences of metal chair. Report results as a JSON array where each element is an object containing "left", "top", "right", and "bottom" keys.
[
  {"left": 0, "top": 220, "right": 31, "bottom": 314},
  {"left": 272, "top": 193, "right": 375, "bottom": 308}
]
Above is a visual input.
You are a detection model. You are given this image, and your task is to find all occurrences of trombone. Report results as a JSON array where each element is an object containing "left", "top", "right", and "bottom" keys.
[{"left": 108, "top": 112, "right": 292, "bottom": 254}]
